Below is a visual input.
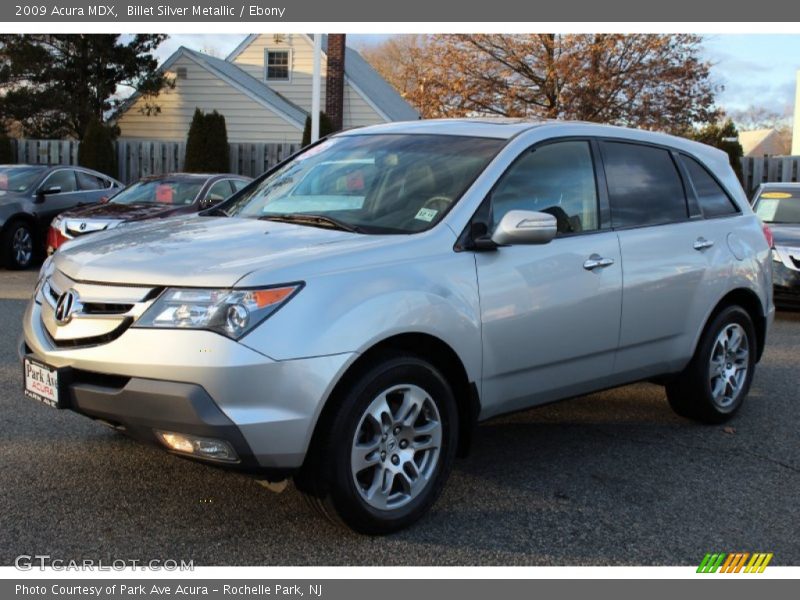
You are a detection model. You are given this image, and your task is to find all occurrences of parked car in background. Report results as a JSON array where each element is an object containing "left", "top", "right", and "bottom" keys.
[
  {"left": 751, "top": 183, "right": 800, "bottom": 308},
  {"left": 47, "top": 173, "right": 252, "bottom": 254},
  {"left": 0, "top": 164, "right": 122, "bottom": 269},
  {"left": 22, "top": 120, "right": 773, "bottom": 534}
]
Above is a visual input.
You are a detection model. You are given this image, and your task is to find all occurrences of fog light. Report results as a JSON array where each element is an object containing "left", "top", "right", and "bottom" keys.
[{"left": 155, "top": 430, "right": 239, "bottom": 462}]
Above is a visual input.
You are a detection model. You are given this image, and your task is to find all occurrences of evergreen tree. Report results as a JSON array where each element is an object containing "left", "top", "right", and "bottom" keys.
[
  {"left": 184, "top": 108, "right": 229, "bottom": 172},
  {"left": 78, "top": 118, "right": 117, "bottom": 177},
  {"left": 301, "top": 112, "right": 335, "bottom": 147}
]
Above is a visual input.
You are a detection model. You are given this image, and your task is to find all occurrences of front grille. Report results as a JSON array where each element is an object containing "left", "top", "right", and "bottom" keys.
[{"left": 41, "top": 270, "right": 158, "bottom": 347}]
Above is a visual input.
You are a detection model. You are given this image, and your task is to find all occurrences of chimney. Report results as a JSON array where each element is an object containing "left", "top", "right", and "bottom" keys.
[{"left": 325, "top": 34, "right": 346, "bottom": 132}]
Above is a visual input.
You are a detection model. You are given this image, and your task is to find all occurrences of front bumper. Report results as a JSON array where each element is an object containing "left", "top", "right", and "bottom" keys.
[{"left": 22, "top": 298, "right": 355, "bottom": 471}]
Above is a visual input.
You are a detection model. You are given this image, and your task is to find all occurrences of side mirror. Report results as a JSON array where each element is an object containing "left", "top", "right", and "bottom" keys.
[
  {"left": 490, "top": 210, "right": 557, "bottom": 246},
  {"left": 35, "top": 185, "right": 61, "bottom": 203},
  {"left": 200, "top": 196, "right": 224, "bottom": 210}
]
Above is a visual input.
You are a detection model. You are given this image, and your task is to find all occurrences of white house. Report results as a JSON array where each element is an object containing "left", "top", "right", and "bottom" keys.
[{"left": 116, "top": 34, "right": 419, "bottom": 144}]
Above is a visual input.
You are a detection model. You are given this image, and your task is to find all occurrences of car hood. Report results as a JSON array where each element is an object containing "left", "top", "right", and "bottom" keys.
[
  {"left": 770, "top": 224, "right": 800, "bottom": 247},
  {"left": 54, "top": 215, "right": 407, "bottom": 287},
  {"left": 59, "top": 202, "right": 190, "bottom": 221},
  {"left": 0, "top": 190, "right": 28, "bottom": 203}
]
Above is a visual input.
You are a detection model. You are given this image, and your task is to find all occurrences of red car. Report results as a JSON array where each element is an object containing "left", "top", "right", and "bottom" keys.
[{"left": 47, "top": 173, "right": 251, "bottom": 253}]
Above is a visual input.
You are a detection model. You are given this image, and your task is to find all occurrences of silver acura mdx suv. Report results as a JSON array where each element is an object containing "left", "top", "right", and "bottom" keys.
[{"left": 21, "top": 119, "right": 773, "bottom": 534}]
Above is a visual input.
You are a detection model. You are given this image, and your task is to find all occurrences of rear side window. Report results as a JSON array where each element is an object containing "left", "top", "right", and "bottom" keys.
[
  {"left": 680, "top": 155, "right": 739, "bottom": 218},
  {"left": 601, "top": 141, "right": 688, "bottom": 228},
  {"left": 76, "top": 171, "right": 107, "bottom": 190}
]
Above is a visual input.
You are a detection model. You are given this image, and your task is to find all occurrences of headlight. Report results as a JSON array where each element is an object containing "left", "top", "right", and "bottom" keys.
[
  {"left": 134, "top": 284, "right": 302, "bottom": 339},
  {"left": 50, "top": 216, "right": 64, "bottom": 232},
  {"left": 34, "top": 255, "right": 55, "bottom": 299}
]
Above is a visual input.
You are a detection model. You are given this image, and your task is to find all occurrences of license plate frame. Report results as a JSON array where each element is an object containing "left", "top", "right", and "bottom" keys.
[{"left": 23, "top": 356, "right": 70, "bottom": 409}]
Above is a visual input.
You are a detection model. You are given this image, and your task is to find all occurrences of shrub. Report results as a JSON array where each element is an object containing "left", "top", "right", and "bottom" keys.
[
  {"left": 184, "top": 108, "right": 229, "bottom": 172},
  {"left": 301, "top": 112, "right": 334, "bottom": 147},
  {"left": 78, "top": 119, "right": 117, "bottom": 177}
]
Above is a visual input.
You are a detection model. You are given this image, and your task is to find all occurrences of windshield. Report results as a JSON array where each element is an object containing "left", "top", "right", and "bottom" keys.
[
  {"left": 0, "top": 166, "right": 45, "bottom": 193},
  {"left": 754, "top": 191, "right": 800, "bottom": 224},
  {"left": 224, "top": 134, "right": 505, "bottom": 234},
  {"left": 111, "top": 179, "right": 205, "bottom": 206}
]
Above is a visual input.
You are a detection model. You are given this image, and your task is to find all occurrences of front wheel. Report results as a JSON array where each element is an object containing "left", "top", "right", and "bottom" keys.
[
  {"left": 2, "top": 220, "right": 36, "bottom": 270},
  {"left": 666, "top": 306, "right": 756, "bottom": 424},
  {"left": 296, "top": 353, "right": 458, "bottom": 534}
]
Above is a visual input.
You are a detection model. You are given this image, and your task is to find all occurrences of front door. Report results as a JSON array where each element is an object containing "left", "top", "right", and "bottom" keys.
[{"left": 475, "top": 140, "right": 623, "bottom": 418}]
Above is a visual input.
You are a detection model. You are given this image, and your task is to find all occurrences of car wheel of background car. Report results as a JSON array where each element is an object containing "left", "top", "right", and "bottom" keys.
[
  {"left": 666, "top": 305, "right": 756, "bottom": 424},
  {"left": 295, "top": 352, "right": 458, "bottom": 534},
  {"left": 1, "top": 220, "right": 36, "bottom": 270}
]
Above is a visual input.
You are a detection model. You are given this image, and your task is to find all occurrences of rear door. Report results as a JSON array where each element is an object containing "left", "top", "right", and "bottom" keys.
[
  {"left": 600, "top": 140, "right": 732, "bottom": 379},
  {"left": 476, "top": 139, "right": 623, "bottom": 417}
]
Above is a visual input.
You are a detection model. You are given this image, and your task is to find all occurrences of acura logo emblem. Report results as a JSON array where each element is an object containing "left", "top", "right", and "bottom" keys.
[
  {"left": 79, "top": 222, "right": 87, "bottom": 231},
  {"left": 54, "top": 289, "right": 81, "bottom": 325}
]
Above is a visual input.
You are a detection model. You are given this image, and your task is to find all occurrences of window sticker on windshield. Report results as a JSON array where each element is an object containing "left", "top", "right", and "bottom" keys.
[
  {"left": 755, "top": 198, "right": 780, "bottom": 222},
  {"left": 0, "top": 174, "right": 7, "bottom": 190},
  {"left": 760, "top": 192, "right": 792, "bottom": 199},
  {"left": 415, "top": 207, "right": 438, "bottom": 222},
  {"left": 155, "top": 184, "right": 174, "bottom": 204}
]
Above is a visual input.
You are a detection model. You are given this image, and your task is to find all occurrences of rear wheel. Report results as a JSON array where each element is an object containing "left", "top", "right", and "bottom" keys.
[
  {"left": 666, "top": 306, "right": 756, "bottom": 424},
  {"left": 2, "top": 220, "right": 36, "bottom": 270},
  {"left": 295, "top": 353, "right": 458, "bottom": 534}
]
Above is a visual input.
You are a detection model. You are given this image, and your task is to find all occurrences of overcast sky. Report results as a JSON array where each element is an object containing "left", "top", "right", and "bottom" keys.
[{"left": 150, "top": 34, "right": 800, "bottom": 119}]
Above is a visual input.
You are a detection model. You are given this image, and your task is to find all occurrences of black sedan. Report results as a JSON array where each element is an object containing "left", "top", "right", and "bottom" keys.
[
  {"left": 0, "top": 164, "right": 122, "bottom": 269},
  {"left": 752, "top": 183, "right": 800, "bottom": 308}
]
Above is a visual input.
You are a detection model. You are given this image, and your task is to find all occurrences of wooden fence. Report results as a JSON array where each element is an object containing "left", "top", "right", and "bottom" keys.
[
  {"left": 9, "top": 138, "right": 301, "bottom": 184},
  {"left": 740, "top": 155, "right": 800, "bottom": 194}
]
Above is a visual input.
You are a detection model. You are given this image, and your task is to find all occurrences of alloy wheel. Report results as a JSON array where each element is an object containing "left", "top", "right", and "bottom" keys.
[
  {"left": 12, "top": 226, "right": 33, "bottom": 267},
  {"left": 350, "top": 384, "right": 442, "bottom": 511},
  {"left": 708, "top": 323, "right": 749, "bottom": 410}
]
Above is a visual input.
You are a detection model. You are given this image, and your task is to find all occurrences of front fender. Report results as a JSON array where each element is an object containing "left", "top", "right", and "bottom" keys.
[{"left": 239, "top": 250, "right": 482, "bottom": 384}]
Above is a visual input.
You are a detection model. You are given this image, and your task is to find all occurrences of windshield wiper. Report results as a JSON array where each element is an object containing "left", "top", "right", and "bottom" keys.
[{"left": 259, "top": 213, "right": 363, "bottom": 233}]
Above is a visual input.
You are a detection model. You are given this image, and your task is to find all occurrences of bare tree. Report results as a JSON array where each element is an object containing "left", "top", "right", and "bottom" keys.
[{"left": 364, "top": 34, "right": 720, "bottom": 133}]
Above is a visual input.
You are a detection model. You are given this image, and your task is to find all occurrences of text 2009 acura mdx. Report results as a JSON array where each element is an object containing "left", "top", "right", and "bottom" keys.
[{"left": 21, "top": 120, "right": 773, "bottom": 534}]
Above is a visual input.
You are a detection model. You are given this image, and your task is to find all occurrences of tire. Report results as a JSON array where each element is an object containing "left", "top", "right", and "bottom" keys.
[
  {"left": 666, "top": 305, "right": 757, "bottom": 424},
  {"left": 295, "top": 352, "right": 458, "bottom": 534},
  {"left": 2, "top": 220, "right": 36, "bottom": 270}
]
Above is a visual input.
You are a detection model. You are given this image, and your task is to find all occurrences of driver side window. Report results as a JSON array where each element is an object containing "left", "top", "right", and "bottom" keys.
[
  {"left": 491, "top": 141, "right": 599, "bottom": 235},
  {"left": 41, "top": 169, "right": 78, "bottom": 194}
]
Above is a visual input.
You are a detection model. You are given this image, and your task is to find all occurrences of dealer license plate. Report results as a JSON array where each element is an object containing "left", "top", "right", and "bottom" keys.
[{"left": 23, "top": 357, "right": 65, "bottom": 408}]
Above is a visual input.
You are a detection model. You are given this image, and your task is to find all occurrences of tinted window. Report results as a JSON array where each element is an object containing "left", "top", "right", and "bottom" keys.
[
  {"left": 76, "top": 171, "right": 107, "bottom": 190},
  {"left": 602, "top": 142, "right": 687, "bottom": 228},
  {"left": 680, "top": 155, "right": 738, "bottom": 218},
  {"left": 206, "top": 180, "right": 234, "bottom": 203},
  {"left": 491, "top": 141, "right": 599, "bottom": 235},
  {"left": 41, "top": 169, "right": 77, "bottom": 193}
]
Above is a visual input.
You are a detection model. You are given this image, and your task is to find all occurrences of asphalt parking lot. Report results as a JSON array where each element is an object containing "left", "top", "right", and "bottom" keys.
[{"left": 0, "top": 269, "right": 797, "bottom": 566}]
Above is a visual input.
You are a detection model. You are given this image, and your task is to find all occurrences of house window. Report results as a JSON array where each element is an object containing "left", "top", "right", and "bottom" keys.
[
  {"left": 265, "top": 49, "right": 291, "bottom": 81},
  {"left": 176, "top": 67, "right": 187, "bottom": 80}
]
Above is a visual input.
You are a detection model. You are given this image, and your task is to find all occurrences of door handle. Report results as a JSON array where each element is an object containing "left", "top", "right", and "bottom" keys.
[
  {"left": 583, "top": 254, "right": 615, "bottom": 270},
  {"left": 693, "top": 237, "right": 714, "bottom": 250}
]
